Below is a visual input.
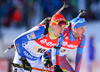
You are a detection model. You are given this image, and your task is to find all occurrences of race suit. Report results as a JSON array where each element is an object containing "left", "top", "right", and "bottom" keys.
[
  {"left": 43, "top": 27, "right": 86, "bottom": 72},
  {"left": 13, "top": 24, "right": 62, "bottom": 72}
]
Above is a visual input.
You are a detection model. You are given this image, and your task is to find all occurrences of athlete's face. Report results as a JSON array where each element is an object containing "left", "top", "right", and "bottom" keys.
[
  {"left": 73, "top": 26, "right": 86, "bottom": 38},
  {"left": 52, "top": 24, "right": 66, "bottom": 37}
]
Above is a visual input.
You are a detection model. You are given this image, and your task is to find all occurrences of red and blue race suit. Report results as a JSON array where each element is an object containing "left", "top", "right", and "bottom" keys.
[
  {"left": 43, "top": 27, "right": 86, "bottom": 72},
  {"left": 13, "top": 24, "right": 63, "bottom": 72}
]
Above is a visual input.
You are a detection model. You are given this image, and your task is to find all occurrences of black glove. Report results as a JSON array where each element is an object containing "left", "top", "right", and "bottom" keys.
[
  {"left": 20, "top": 56, "right": 32, "bottom": 71},
  {"left": 54, "top": 65, "right": 63, "bottom": 72},
  {"left": 44, "top": 58, "right": 53, "bottom": 67}
]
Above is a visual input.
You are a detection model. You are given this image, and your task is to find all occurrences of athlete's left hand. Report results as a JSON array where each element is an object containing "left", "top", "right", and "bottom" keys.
[
  {"left": 20, "top": 56, "right": 32, "bottom": 71},
  {"left": 44, "top": 58, "right": 53, "bottom": 67},
  {"left": 54, "top": 65, "right": 63, "bottom": 72}
]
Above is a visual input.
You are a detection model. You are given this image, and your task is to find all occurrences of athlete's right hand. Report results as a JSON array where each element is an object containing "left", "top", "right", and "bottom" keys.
[
  {"left": 20, "top": 56, "right": 32, "bottom": 71},
  {"left": 54, "top": 65, "right": 63, "bottom": 72},
  {"left": 44, "top": 58, "right": 53, "bottom": 67}
]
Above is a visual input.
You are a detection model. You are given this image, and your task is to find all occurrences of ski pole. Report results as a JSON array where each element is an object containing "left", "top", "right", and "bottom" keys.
[
  {"left": 11, "top": 63, "right": 55, "bottom": 72},
  {"left": 4, "top": 47, "right": 15, "bottom": 53},
  {"left": 4, "top": 45, "right": 15, "bottom": 53}
]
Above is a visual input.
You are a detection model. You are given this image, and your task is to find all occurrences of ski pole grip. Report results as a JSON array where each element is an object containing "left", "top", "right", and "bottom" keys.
[{"left": 77, "top": 10, "right": 86, "bottom": 18}]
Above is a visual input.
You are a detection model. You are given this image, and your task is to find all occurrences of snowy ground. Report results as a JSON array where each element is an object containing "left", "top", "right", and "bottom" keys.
[{"left": 70, "top": 61, "right": 100, "bottom": 72}]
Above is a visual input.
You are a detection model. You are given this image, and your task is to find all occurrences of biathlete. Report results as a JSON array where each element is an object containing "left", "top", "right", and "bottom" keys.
[
  {"left": 12, "top": 12, "right": 68, "bottom": 72},
  {"left": 42, "top": 17, "right": 86, "bottom": 72}
]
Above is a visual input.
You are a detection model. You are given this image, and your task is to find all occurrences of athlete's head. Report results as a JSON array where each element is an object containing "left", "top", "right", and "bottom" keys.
[
  {"left": 50, "top": 13, "right": 68, "bottom": 37},
  {"left": 71, "top": 17, "right": 86, "bottom": 38}
]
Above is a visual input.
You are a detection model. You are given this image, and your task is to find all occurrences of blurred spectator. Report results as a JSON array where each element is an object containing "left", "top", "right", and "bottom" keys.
[
  {"left": 86, "top": 0, "right": 100, "bottom": 20},
  {"left": 3, "top": 6, "right": 16, "bottom": 27},
  {"left": 3, "top": 6, "right": 23, "bottom": 27},
  {"left": 84, "top": 9, "right": 96, "bottom": 20},
  {"left": 61, "top": 0, "right": 74, "bottom": 21},
  {"left": 0, "top": 0, "right": 8, "bottom": 25},
  {"left": 41, "top": 0, "right": 62, "bottom": 19},
  {"left": 70, "top": 0, "right": 78, "bottom": 17},
  {"left": 87, "top": 36, "right": 95, "bottom": 72},
  {"left": 12, "top": 7, "right": 22, "bottom": 24}
]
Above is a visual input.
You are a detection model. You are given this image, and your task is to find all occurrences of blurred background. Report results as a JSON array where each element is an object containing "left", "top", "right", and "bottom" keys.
[{"left": 0, "top": 0, "right": 100, "bottom": 72}]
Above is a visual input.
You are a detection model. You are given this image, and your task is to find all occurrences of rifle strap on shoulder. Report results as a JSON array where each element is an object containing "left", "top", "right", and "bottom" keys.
[{"left": 43, "top": 23, "right": 49, "bottom": 35}]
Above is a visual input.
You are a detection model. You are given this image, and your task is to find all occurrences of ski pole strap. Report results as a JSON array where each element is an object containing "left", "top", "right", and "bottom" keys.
[
  {"left": 11, "top": 63, "right": 55, "bottom": 72},
  {"left": 43, "top": 23, "right": 49, "bottom": 35}
]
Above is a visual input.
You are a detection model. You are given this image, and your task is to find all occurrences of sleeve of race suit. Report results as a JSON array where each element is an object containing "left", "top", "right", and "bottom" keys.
[
  {"left": 75, "top": 35, "right": 86, "bottom": 72},
  {"left": 51, "top": 34, "right": 64, "bottom": 66},
  {"left": 51, "top": 48, "right": 60, "bottom": 66},
  {"left": 13, "top": 25, "right": 46, "bottom": 57},
  {"left": 42, "top": 49, "right": 52, "bottom": 62},
  {"left": 41, "top": 47, "right": 60, "bottom": 66},
  {"left": 13, "top": 25, "right": 45, "bottom": 44},
  {"left": 42, "top": 48, "right": 60, "bottom": 66}
]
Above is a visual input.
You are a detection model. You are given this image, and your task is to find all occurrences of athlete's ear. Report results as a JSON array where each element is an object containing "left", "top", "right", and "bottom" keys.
[
  {"left": 50, "top": 24, "right": 53, "bottom": 29},
  {"left": 72, "top": 28, "right": 75, "bottom": 31},
  {"left": 72, "top": 28, "right": 77, "bottom": 32}
]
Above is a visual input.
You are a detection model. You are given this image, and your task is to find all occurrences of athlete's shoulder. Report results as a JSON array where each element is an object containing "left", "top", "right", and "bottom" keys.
[
  {"left": 14, "top": 25, "right": 46, "bottom": 40},
  {"left": 79, "top": 35, "right": 86, "bottom": 46},
  {"left": 28, "top": 24, "right": 46, "bottom": 39},
  {"left": 31, "top": 24, "right": 46, "bottom": 31},
  {"left": 81, "top": 35, "right": 86, "bottom": 41},
  {"left": 63, "top": 27, "right": 71, "bottom": 38}
]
